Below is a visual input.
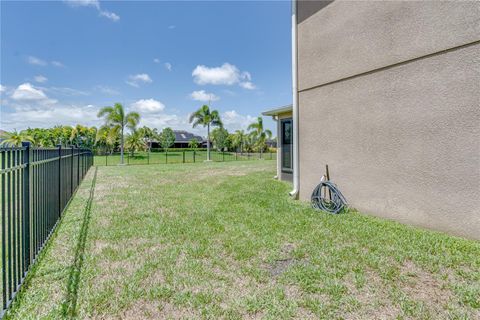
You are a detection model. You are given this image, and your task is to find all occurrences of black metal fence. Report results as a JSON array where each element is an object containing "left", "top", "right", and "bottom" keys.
[
  {"left": 0, "top": 143, "right": 93, "bottom": 317},
  {"left": 94, "top": 150, "right": 277, "bottom": 166}
]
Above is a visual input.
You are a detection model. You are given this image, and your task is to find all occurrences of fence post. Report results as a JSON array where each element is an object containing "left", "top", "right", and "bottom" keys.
[
  {"left": 183, "top": 151, "right": 185, "bottom": 163},
  {"left": 148, "top": 151, "right": 150, "bottom": 165},
  {"left": 222, "top": 151, "right": 225, "bottom": 162},
  {"left": 21, "top": 142, "right": 31, "bottom": 272},
  {"left": 71, "top": 146, "right": 74, "bottom": 195},
  {"left": 165, "top": 151, "right": 167, "bottom": 164},
  {"left": 77, "top": 150, "right": 80, "bottom": 185},
  {"left": 193, "top": 150, "right": 196, "bottom": 163},
  {"left": 57, "top": 145, "right": 62, "bottom": 217}
]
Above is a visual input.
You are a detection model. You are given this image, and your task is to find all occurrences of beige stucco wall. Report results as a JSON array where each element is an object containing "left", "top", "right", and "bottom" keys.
[
  {"left": 297, "top": 1, "right": 480, "bottom": 239},
  {"left": 298, "top": 1, "right": 480, "bottom": 91}
]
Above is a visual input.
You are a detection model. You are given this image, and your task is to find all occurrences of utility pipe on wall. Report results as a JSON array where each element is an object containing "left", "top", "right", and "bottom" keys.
[{"left": 289, "top": 0, "right": 299, "bottom": 199}]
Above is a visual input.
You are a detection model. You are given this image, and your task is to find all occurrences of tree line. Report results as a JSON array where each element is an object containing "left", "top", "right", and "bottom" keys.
[{"left": 1, "top": 103, "right": 273, "bottom": 164}]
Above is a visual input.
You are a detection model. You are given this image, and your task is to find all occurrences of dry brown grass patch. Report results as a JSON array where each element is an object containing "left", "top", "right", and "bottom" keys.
[{"left": 399, "top": 260, "right": 453, "bottom": 312}]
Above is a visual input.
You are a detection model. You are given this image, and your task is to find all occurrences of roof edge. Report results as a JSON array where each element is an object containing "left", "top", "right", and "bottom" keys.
[{"left": 262, "top": 104, "right": 293, "bottom": 116}]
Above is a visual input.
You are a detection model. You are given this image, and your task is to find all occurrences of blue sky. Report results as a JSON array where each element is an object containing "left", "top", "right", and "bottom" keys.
[{"left": 0, "top": 0, "right": 292, "bottom": 136}]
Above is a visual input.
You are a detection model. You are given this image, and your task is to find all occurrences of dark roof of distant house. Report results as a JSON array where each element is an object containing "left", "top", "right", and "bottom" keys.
[{"left": 172, "top": 130, "right": 205, "bottom": 143}]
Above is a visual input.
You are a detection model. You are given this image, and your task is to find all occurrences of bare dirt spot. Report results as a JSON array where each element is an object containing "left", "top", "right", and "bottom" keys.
[
  {"left": 400, "top": 260, "right": 453, "bottom": 311},
  {"left": 178, "top": 164, "right": 271, "bottom": 184},
  {"left": 119, "top": 300, "right": 197, "bottom": 320},
  {"left": 342, "top": 270, "right": 401, "bottom": 320},
  {"left": 269, "top": 258, "right": 298, "bottom": 277},
  {"left": 92, "top": 239, "right": 109, "bottom": 255},
  {"left": 266, "top": 242, "right": 307, "bottom": 277}
]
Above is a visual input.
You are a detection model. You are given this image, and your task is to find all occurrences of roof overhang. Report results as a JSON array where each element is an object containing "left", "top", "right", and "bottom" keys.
[{"left": 262, "top": 104, "right": 293, "bottom": 116}]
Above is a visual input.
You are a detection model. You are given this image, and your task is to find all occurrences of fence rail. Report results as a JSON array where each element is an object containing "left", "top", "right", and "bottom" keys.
[
  {"left": 94, "top": 150, "right": 276, "bottom": 166},
  {"left": 0, "top": 143, "right": 93, "bottom": 317}
]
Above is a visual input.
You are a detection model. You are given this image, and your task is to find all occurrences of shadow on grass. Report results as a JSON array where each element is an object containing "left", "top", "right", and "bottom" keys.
[{"left": 61, "top": 167, "right": 98, "bottom": 318}]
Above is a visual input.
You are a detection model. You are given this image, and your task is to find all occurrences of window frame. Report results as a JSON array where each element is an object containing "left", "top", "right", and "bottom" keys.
[{"left": 280, "top": 118, "right": 293, "bottom": 173}]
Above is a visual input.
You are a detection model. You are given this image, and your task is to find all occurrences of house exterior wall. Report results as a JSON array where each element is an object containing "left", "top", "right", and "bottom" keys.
[{"left": 296, "top": 1, "right": 480, "bottom": 239}]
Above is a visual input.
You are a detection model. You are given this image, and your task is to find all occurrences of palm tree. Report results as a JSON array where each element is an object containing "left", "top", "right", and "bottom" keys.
[
  {"left": 247, "top": 117, "right": 272, "bottom": 158},
  {"left": 189, "top": 105, "right": 222, "bottom": 161},
  {"left": 232, "top": 130, "right": 247, "bottom": 154},
  {"left": 24, "top": 128, "right": 51, "bottom": 147},
  {"left": 138, "top": 126, "right": 157, "bottom": 152},
  {"left": 188, "top": 138, "right": 199, "bottom": 150},
  {"left": 97, "top": 103, "right": 140, "bottom": 164},
  {"left": 0, "top": 130, "right": 34, "bottom": 147},
  {"left": 96, "top": 125, "right": 119, "bottom": 154},
  {"left": 70, "top": 124, "right": 86, "bottom": 146},
  {"left": 125, "top": 130, "right": 147, "bottom": 156}
]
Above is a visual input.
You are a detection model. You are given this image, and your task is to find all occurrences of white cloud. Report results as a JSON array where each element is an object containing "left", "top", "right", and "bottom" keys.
[
  {"left": 95, "top": 85, "right": 120, "bottom": 95},
  {"left": 26, "top": 57, "right": 65, "bottom": 68},
  {"left": 222, "top": 89, "right": 236, "bottom": 96},
  {"left": 51, "top": 61, "right": 65, "bottom": 68},
  {"left": 1, "top": 104, "right": 100, "bottom": 131},
  {"left": 34, "top": 75, "right": 48, "bottom": 83},
  {"left": 190, "top": 90, "right": 219, "bottom": 102},
  {"left": 47, "top": 87, "right": 89, "bottom": 96},
  {"left": 221, "top": 110, "right": 256, "bottom": 132},
  {"left": 139, "top": 114, "right": 184, "bottom": 131},
  {"left": 168, "top": 25, "right": 176, "bottom": 29},
  {"left": 65, "top": 0, "right": 100, "bottom": 8},
  {"left": 153, "top": 58, "right": 160, "bottom": 63},
  {"left": 128, "top": 99, "right": 190, "bottom": 132},
  {"left": 126, "top": 73, "right": 153, "bottom": 87},
  {"left": 192, "top": 63, "right": 240, "bottom": 85},
  {"left": 99, "top": 10, "right": 120, "bottom": 21},
  {"left": 12, "top": 83, "right": 49, "bottom": 101},
  {"left": 0, "top": 85, "right": 5, "bottom": 93},
  {"left": 192, "top": 63, "right": 256, "bottom": 89},
  {"left": 64, "top": 0, "right": 120, "bottom": 21},
  {"left": 27, "top": 56, "right": 47, "bottom": 66},
  {"left": 239, "top": 81, "right": 255, "bottom": 90},
  {"left": 130, "top": 99, "right": 165, "bottom": 113},
  {"left": 164, "top": 62, "right": 172, "bottom": 71},
  {"left": 9, "top": 83, "right": 57, "bottom": 110},
  {"left": 241, "top": 71, "right": 251, "bottom": 81}
]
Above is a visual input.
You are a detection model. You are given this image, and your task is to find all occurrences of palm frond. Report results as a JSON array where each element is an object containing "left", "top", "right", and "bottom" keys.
[
  {"left": 97, "top": 106, "right": 114, "bottom": 117},
  {"left": 126, "top": 112, "right": 140, "bottom": 130}
]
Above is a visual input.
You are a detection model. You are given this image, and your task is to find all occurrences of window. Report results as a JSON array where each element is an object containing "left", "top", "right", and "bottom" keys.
[{"left": 281, "top": 118, "right": 293, "bottom": 173}]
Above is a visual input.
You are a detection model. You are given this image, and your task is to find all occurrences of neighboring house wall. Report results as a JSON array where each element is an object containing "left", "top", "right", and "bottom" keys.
[
  {"left": 278, "top": 112, "right": 293, "bottom": 182},
  {"left": 297, "top": 1, "right": 480, "bottom": 239}
]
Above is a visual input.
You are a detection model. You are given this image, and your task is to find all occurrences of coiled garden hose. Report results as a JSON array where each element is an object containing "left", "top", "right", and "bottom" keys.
[{"left": 311, "top": 178, "right": 347, "bottom": 214}]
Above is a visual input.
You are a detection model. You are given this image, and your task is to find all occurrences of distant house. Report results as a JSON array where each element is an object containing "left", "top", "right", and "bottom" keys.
[
  {"left": 266, "top": 139, "right": 277, "bottom": 149},
  {"left": 172, "top": 130, "right": 206, "bottom": 148},
  {"left": 151, "top": 130, "right": 206, "bottom": 149}
]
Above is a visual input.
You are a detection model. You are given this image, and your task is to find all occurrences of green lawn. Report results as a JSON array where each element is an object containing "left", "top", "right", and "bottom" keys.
[{"left": 5, "top": 161, "right": 480, "bottom": 319}]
